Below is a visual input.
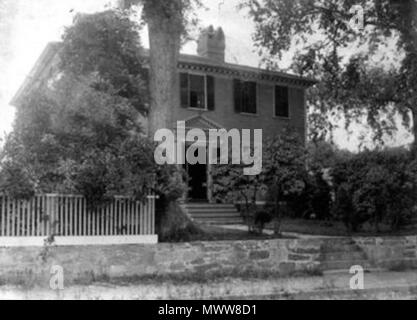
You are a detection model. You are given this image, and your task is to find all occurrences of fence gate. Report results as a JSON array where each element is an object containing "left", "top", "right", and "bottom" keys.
[{"left": 0, "top": 194, "right": 158, "bottom": 247}]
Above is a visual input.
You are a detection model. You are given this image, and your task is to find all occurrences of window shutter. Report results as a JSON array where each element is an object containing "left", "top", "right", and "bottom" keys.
[
  {"left": 180, "top": 73, "right": 189, "bottom": 108},
  {"left": 206, "top": 75, "right": 215, "bottom": 111},
  {"left": 233, "top": 79, "right": 242, "bottom": 113}
]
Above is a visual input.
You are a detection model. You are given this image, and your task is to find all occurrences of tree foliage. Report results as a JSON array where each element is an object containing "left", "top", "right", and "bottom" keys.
[
  {"left": 332, "top": 148, "right": 417, "bottom": 231},
  {"left": 307, "top": 140, "right": 353, "bottom": 170},
  {"left": 60, "top": 10, "right": 149, "bottom": 114},
  {"left": 212, "top": 128, "right": 308, "bottom": 235},
  {"left": 0, "top": 10, "right": 188, "bottom": 206},
  {"left": 241, "top": 0, "right": 417, "bottom": 147}
]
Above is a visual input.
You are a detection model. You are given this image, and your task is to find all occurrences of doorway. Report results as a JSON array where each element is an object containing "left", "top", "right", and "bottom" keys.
[
  {"left": 184, "top": 145, "right": 208, "bottom": 202},
  {"left": 187, "top": 162, "right": 208, "bottom": 201}
]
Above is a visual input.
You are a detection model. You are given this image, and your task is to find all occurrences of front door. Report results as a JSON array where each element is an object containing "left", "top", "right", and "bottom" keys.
[
  {"left": 184, "top": 144, "right": 208, "bottom": 202},
  {"left": 187, "top": 162, "right": 208, "bottom": 201}
]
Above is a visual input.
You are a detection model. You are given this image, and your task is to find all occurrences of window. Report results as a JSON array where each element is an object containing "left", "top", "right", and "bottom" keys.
[
  {"left": 275, "top": 85, "right": 289, "bottom": 118},
  {"left": 234, "top": 80, "right": 257, "bottom": 114},
  {"left": 180, "top": 73, "right": 215, "bottom": 110}
]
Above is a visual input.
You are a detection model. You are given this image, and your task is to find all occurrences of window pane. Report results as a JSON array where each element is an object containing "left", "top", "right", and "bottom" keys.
[
  {"left": 242, "top": 81, "right": 257, "bottom": 114},
  {"left": 275, "top": 86, "right": 289, "bottom": 117},
  {"left": 207, "top": 75, "right": 215, "bottom": 111},
  {"left": 234, "top": 80, "right": 257, "bottom": 114},
  {"left": 180, "top": 73, "right": 189, "bottom": 108},
  {"left": 234, "top": 79, "right": 243, "bottom": 113},
  {"left": 189, "top": 74, "right": 206, "bottom": 109}
]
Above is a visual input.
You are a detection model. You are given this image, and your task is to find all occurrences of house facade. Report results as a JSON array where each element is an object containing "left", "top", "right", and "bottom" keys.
[
  {"left": 167, "top": 27, "right": 315, "bottom": 202},
  {"left": 11, "top": 26, "right": 316, "bottom": 204}
]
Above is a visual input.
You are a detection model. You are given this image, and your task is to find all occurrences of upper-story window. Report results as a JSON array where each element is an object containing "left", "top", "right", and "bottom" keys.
[
  {"left": 234, "top": 79, "right": 257, "bottom": 114},
  {"left": 275, "top": 85, "right": 289, "bottom": 118},
  {"left": 180, "top": 73, "right": 215, "bottom": 110}
]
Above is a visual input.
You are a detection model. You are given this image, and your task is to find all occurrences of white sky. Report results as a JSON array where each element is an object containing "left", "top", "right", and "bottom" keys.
[{"left": 0, "top": 0, "right": 413, "bottom": 150}]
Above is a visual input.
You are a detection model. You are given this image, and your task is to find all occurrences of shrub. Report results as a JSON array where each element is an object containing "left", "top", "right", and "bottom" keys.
[
  {"left": 332, "top": 148, "right": 417, "bottom": 232},
  {"left": 285, "top": 170, "right": 332, "bottom": 220},
  {"left": 0, "top": 161, "right": 35, "bottom": 200},
  {"left": 250, "top": 210, "right": 273, "bottom": 234}
]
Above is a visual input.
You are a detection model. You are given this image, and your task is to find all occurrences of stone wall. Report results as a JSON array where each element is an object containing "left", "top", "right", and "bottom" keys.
[
  {"left": 355, "top": 236, "right": 417, "bottom": 269},
  {"left": 0, "top": 236, "right": 416, "bottom": 287}
]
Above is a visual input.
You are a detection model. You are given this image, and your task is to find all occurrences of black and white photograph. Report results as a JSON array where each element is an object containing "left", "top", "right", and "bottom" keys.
[{"left": 0, "top": 0, "right": 417, "bottom": 304}]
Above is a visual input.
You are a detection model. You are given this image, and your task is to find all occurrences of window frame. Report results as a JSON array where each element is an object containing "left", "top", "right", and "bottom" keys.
[
  {"left": 234, "top": 79, "right": 258, "bottom": 116},
  {"left": 181, "top": 71, "right": 209, "bottom": 111},
  {"left": 273, "top": 85, "right": 290, "bottom": 119}
]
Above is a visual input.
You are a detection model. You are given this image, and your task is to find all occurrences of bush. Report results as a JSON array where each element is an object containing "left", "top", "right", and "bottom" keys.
[
  {"left": 0, "top": 161, "right": 35, "bottom": 200},
  {"left": 332, "top": 148, "right": 417, "bottom": 232},
  {"left": 284, "top": 171, "right": 332, "bottom": 220},
  {"left": 250, "top": 210, "right": 273, "bottom": 234}
]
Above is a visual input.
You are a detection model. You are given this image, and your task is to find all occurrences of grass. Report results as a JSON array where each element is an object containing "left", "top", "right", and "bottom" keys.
[
  {"left": 181, "top": 224, "right": 292, "bottom": 242},
  {"left": 164, "top": 217, "right": 417, "bottom": 243},
  {"left": 268, "top": 218, "right": 417, "bottom": 237}
]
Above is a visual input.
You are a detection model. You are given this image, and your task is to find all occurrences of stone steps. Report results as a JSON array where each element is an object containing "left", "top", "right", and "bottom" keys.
[
  {"left": 318, "top": 241, "right": 374, "bottom": 272},
  {"left": 183, "top": 203, "right": 244, "bottom": 225}
]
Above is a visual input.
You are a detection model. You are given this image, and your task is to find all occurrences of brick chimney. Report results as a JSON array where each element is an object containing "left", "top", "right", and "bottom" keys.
[{"left": 197, "top": 26, "right": 226, "bottom": 62}]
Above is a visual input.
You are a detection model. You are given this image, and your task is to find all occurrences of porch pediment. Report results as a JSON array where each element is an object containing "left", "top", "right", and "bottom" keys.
[{"left": 183, "top": 115, "right": 224, "bottom": 131}]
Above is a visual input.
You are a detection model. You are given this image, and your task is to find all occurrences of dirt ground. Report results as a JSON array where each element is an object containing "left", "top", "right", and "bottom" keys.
[{"left": 1, "top": 270, "right": 417, "bottom": 300}]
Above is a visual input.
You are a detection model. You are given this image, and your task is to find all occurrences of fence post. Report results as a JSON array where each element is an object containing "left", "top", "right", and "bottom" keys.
[
  {"left": 151, "top": 195, "right": 155, "bottom": 235},
  {"left": 0, "top": 195, "right": 3, "bottom": 237},
  {"left": 11, "top": 198, "right": 16, "bottom": 237}
]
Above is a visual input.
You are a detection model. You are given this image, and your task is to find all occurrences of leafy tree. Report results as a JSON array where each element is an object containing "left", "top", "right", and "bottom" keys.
[
  {"left": 212, "top": 128, "right": 308, "bottom": 235},
  {"left": 0, "top": 133, "right": 36, "bottom": 199},
  {"left": 1, "top": 9, "right": 195, "bottom": 239},
  {"left": 59, "top": 10, "right": 149, "bottom": 114},
  {"left": 307, "top": 140, "right": 353, "bottom": 170},
  {"left": 0, "top": 10, "right": 180, "bottom": 202},
  {"left": 263, "top": 129, "right": 308, "bottom": 235},
  {"left": 241, "top": 0, "right": 417, "bottom": 148},
  {"left": 332, "top": 148, "right": 417, "bottom": 232},
  {"left": 212, "top": 160, "right": 266, "bottom": 233}
]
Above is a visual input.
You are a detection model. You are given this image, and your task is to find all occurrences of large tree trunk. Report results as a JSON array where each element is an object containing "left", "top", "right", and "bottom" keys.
[
  {"left": 120, "top": 1, "right": 200, "bottom": 239},
  {"left": 143, "top": 0, "right": 182, "bottom": 137}
]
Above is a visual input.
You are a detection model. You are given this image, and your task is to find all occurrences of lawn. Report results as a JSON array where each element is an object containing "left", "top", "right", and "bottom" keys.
[
  {"left": 165, "top": 218, "right": 417, "bottom": 243},
  {"left": 270, "top": 218, "right": 417, "bottom": 237},
  {"left": 183, "top": 224, "right": 291, "bottom": 242}
]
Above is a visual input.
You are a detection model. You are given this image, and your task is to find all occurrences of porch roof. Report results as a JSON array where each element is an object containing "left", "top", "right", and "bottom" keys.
[{"left": 180, "top": 115, "right": 224, "bottom": 131}]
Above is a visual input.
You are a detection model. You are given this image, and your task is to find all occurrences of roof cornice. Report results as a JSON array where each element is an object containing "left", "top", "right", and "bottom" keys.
[{"left": 177, "top": 60, "right": 316, "bottom": 88}]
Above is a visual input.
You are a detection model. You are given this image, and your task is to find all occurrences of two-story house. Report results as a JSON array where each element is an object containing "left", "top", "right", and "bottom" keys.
[{"left": 11, "top": 26, "right": 316, "bottom": 217}]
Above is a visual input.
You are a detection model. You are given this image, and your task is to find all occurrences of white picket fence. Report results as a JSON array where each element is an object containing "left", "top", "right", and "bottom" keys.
[{"left": 0, "top": 194, "right": 158, "bottom": 247}]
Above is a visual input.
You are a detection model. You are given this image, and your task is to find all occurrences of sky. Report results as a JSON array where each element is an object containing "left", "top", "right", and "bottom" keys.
[{"left": 0, "top": 0, "right": 413, "bottom": 150}]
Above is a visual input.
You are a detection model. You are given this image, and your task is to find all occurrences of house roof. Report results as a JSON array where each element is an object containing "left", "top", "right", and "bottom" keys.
[
  {"left": 10, "top": 42, "right": 62, "bottom": 107},
  {"left": 177, "top": 52, "right": 316, "bottom": 88},
  {"left": 10, "top": 42, "right": 317, "bottom": 107}
]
